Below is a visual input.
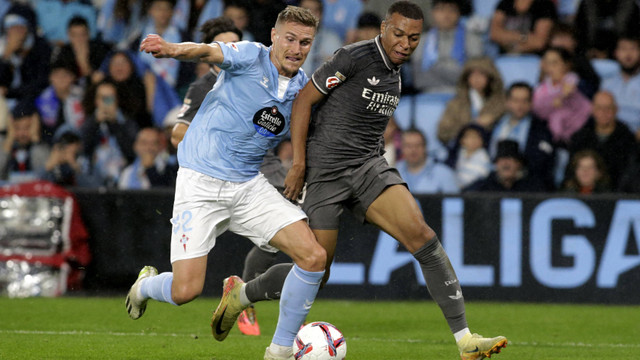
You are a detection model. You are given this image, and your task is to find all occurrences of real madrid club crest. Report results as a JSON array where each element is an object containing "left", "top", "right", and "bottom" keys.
[{"left": 253, "top": 106, "right": 285, "bottom": 137}]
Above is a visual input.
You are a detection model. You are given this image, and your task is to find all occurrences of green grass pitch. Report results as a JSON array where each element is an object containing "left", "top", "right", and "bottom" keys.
[{"left": 1, "top": 296, "right": 638, "bottom": 359}]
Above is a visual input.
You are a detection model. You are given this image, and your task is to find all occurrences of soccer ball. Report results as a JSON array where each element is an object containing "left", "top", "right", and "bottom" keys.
[{"left": 293, "top": 321, "right": 347, "bottom": 360}]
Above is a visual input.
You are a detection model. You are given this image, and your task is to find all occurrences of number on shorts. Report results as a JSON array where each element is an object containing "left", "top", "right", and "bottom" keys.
[{"left": 171, "top": 210, "right": 193, "bottom": 234}]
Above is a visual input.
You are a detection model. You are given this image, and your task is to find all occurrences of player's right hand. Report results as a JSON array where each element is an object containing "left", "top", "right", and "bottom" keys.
[
  {"left": 140, "top": 34, "right": 171, "bottom": 58},
  {"left": 283, "top": 163, "right": 305, "bottom": 201}
]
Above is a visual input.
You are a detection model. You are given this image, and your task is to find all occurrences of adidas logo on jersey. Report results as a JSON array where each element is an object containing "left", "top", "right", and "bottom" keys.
[{"left": 367, "top": 76, "right": 380, "bottom": 85}]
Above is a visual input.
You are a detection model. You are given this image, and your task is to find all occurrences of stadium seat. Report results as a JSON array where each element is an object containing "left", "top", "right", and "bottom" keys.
[
  {"left": 590, "top": 59, "right": 621, "bottom": 81},
  {"left": 472, "top": 0, "right": 501, "bottom": 18},
  {"left": 413, "top": 93, "right": 453, "bottom": 162},
  {"left": 495, "top": 55, "right": 541, "bottom": 88}
]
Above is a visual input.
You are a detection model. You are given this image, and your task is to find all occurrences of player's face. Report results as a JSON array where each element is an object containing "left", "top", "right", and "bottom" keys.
[
  {"left": 270, "top": 21, "right": 316, "bottom": 77},
  {"left": 380, "top": 13, "right": 422, "bottom": 65}
]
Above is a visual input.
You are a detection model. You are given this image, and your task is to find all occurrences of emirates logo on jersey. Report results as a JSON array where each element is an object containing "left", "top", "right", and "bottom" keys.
[{"left": 253, "top": 106, "right": 285, "bottom": 137}]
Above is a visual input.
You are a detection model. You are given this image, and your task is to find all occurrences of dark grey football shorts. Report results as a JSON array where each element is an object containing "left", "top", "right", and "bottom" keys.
[{"left": 302, "top": 156, "right": 406, "bottom": 230}]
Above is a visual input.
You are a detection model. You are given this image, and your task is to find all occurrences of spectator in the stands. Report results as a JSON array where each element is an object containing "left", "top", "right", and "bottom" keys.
[
  {"left": 299, "top": 0, "right": 342, "bottom": 75},
  {"left": 93, "top": 51, "right": 153, "bottom": 129},
  {"left": 118, "top": 127, "right": 177, "bottom": 189},
  {"left": 561, "top": 149, "right": 612, "bottom": 194},
  {"left": 41, "top": 127, "right": 97, "bottom": 187},
  {"left": 569, "top": 91, "right": 635, "bottom": 189},
  {"left": 601, "top": 36, "right": 640, "bottom": 140},
  {"left": 320, "top": 0, "right": 363, "bottom": 44},
  {"left": 491, "top": 82, "right": 555, "bottom": 189},
  {"left": 396, "top": 128, "right": 460, "bottom": 194},
  {"left": 81, "top": 79, "right": 138, "bottom": 187},
  {"left": 446, "top": 124, "right": 491, "bottom": 189},
  {"left": 33, "top": 0, "right": 97, "bottom": 46},
  {"left": 246, "top": 0, "right": 286, "bottom": 45},
  {"left": 573, "top": 0, "right": 640, "bottom": 59},
  {"left": 136, "top": 0, "right": 192, "bottom": 89},
  {"left": 51, "top": 16, "right": 111, "bottom": 84},
  {"left": 0, "top": 8, "right": 52, "bottom": 106},
  {"left": 0, "top": 102, "right": 49, "bottom": 183},
  {"left": 438, "top": 57, "right": 505, "bottom": 146},
  {"left": 223, "top": 0, "right": 254, "bottom": 42},
  {"left": 97, "top": 0, "right": 146, "bottom": 49},
  {"left": 489, "top": 0, "right": 557, "bottom": 54},
  {"left": 465, "top": 139, "right": 546, "bottom": 192},
  {"left": 532, "top": 47, "right": 592, "bottom": 145},
  {"left": 352, "top": 11, "right": 381, "bottom": 43},
  {"left": 411, "top": 0, "right": 484, "bottom": 94},
  {"left": 618, "top": 142, "right": 640, "bottom": 193},
  {"left": 548, "top": 22, "right": 600, "bottom": 99},
  {"left": 35, "top": 59, "right": 85, "bottom": 145}
]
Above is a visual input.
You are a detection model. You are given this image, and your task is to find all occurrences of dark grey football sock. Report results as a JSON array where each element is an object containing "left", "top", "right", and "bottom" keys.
[
  {"left": 242, "top": 246, "right": 278, "bottom": 282},
  {"left": 244, "top": 263, "right": 293, "bottom": 303},
  {"left": 413, "top": 236, "right": 468, "bottom": 333}
]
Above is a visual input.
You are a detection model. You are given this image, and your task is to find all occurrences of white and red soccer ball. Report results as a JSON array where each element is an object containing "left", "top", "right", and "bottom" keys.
[{"left": 293, "top": 322, "right": 347, "bottom": 360}]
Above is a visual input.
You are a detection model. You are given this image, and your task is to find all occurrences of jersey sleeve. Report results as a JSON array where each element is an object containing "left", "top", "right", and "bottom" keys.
[
  {"left": 215, "top": 40, "right": 264, "bottom": 74},
  {"left": 311, "top": 48, "right": 355, "bottom": 95}
]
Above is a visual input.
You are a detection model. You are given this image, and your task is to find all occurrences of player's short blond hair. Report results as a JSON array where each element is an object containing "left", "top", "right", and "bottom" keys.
[{"left": 275, "top": 5, "right": 319, "bottom": 30}]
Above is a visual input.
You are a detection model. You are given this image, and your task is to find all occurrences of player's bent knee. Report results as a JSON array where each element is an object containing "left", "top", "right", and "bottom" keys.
[
  {"left": 402, "top": 222, "right": 436, "bottom": 253},
  {"left": 295, "top": 244, "right": 326, "bottom": 273},
  {"left": 171, "top": 282, "right": 202, "bottom": 305}
]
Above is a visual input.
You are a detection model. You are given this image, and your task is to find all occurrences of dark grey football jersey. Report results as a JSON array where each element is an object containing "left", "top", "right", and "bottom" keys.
[
  {"left": 307, "top": 36, "right": 401, "bottom": 168},
  {"left": 176, "top": 69, "right": 218, "bottom": 124}
]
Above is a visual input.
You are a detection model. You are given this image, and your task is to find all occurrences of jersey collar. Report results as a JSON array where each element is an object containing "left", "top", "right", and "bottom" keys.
[{"left": 374, "top": 35, "right": 398, "bottom": 71}]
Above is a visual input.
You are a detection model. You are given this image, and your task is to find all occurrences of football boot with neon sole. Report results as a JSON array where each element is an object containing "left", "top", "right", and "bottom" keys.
[
  {"left": 210, "top": 275, "right": 248, "bottom": 341},
  {"left": 125, "top": 266, "right": 158, "bottom": 320},
  {"left": 457, "top": 332, "right": 508, "bottom": 360},
  {"left": 237, "top": 306, "right": 261, "bottom": 336}
]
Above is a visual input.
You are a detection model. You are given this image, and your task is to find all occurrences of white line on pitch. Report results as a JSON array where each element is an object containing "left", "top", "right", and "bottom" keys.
[{"left": 3, "top": 330, "right": 639, "bottom": 349}]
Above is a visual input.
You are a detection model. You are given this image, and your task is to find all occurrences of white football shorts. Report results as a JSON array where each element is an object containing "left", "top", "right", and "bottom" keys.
[{"left": 169, "top": 167, "right": 307, "bottom": 263}]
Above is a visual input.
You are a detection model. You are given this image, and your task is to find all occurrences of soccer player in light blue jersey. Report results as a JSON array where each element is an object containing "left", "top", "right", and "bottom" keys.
[{"left": 127, "top": 6, "right": 325, "bottom": 360}]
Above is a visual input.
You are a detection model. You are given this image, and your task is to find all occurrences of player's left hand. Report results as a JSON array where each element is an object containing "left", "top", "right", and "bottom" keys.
[{"left": 283, "top": 163, "right": 305, "bottom": 201}]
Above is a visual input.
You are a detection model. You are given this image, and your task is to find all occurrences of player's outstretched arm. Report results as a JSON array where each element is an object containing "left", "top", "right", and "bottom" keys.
[
  {"left": 140, "top": 34, "right": 224, "bottom": 64},
  {"left": 283, "top": 82, "right": 325, "bottom": 201}
]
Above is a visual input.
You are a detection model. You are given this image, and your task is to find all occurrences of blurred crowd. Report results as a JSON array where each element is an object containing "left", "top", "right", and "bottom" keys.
[{"left": 0, "top": 0, "right": 639, "bottom": 195}]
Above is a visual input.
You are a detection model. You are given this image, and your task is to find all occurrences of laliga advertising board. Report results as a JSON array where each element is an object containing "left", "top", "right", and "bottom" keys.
[{"left": 325, "top": 196, "right": 640, "bottom": 303}]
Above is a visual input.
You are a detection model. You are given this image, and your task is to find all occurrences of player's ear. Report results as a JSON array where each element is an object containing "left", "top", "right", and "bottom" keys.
[
  {"left": 380, "top": 19, "right": 386, "bottom": 35},
  {"left": 271, "top": 27, "right": 276, "bottom": 44}
]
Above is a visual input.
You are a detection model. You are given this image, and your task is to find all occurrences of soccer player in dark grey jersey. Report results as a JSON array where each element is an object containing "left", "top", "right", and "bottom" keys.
[{"left": 284, "top": 2, "right": 508, "bottom": 359}]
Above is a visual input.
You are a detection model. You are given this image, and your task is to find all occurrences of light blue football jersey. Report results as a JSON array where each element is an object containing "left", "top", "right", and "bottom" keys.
[{"left": 177, "top": 41, "right": 308, "bottom": 182}]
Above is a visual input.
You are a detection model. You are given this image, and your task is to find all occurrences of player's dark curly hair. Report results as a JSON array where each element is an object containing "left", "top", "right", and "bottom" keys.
[
  {"left": 386, "top": 1, "right": 424, "bottom": 21},
  {"left": 200, "top": 17, "right": 243, "bottom": 44}
]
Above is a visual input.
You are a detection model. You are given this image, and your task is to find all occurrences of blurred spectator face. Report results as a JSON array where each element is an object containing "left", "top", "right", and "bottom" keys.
[
  {"left": 355, "top": 26, "right": 380, "bottom": 42},
  {"left": 592, "top": 92, "right": 617, "bottom": 127},
  {"left": 495, "top": 157, "right": 522, "bottom": 185},
  {"left": 507, "top": 86, "right": 532, "bottom": 119},
  {"left": 615, "top": 39, "right": 640, "bottom": 73},
  {"left": 300, "top": 0, "right": 322, "bottom": 22},
  {"left": 575, "top": 155, "right": 600, "bottom": 188},
  {"left": 542, "top": 50, "right": 568, "bottom": 82},
  {"left": 95, "top": 83, "right": 118, "bottom": 108},
  {"left": 467, "top": 69, "right": 489, "bottom": 94},
  {"left": 68, "top": 23, "right": 89, "bottom": 47},
  {"left": 224, "top": 5, "right": 249, "bottom": 31},
  {"left": 108, "top": 53, "right": 135, "bottom": 82},
  {"left": 214, "top": 31, "right": 241, "bottom": 44},
  {"left": 514, "top": 0, "right": 534, "bottom": 14},
  {"left": 432, "top": 2, "right": 460, "bottom": 31},
  {"left": 277, "top": 139, "right": 293, "bottom": 170},
  {"left": 149, "top": 0, "right": 174, "bottom": 29},
  {"left": 134, "top": 128, "right": 161, "bottom": 158},
  {"left": 5, "top": 17, "right": 29, "bottom": 46},
  {"left": 460, "top": 128, "right": 484, "bottom": 153},
  {"left": 12, "top": 116, "right": 35, "bottom": 146},
  {"left": 50, "top": 68, "right": 76, "bottom": 95},
  {"left": 401, "top": 131, "right": 427, "bottom": 167}
]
